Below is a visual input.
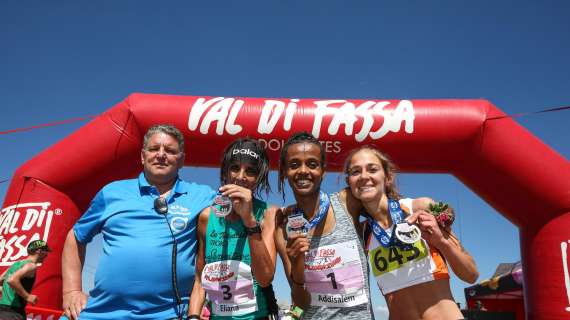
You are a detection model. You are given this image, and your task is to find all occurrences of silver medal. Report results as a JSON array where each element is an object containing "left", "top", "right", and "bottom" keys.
[
  {"left": 395, "top": 223, "right": 421, "bottom": 244},
  {"left": 212, "top": 193, "right": 232, "bottom": 217},
  {"left": 286, "top": 215, "right": 309, "bottom": 238}
]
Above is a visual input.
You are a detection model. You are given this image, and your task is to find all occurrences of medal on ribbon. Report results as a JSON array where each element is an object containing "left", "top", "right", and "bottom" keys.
[
  {"left": 286, "top": 191, "right": 330, "bottom": 238},
  {"left": 286, "top": 214, "right": 309, "bottom": 237},
  {"left": 394, "top": 222, "right": 421, "bottom": 244},
  {"left": 212, "top": 192, "right": 232, "bottom": 217},
  {"left": 367, "top": 198, "right": 418, "bottom": 248}
]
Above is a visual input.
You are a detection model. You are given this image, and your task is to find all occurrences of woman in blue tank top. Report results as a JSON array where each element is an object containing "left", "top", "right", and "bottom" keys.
[
  {"left": 189, "top": 138, "right": 279, "bottom": 320},
  {"left": 275, "top": 132, "right": 374, "bottom": 320}
]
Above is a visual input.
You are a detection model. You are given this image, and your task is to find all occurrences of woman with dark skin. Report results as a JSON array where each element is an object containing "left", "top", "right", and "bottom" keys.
[
  {"left": 189, "top": 138, "right": 278, "bottom": 320},
  {"left": 275, "top": 132, "right": 374, "bottom": 320},
  {"left": 341, "top": 146, "right": 478, "bottom": 320}
]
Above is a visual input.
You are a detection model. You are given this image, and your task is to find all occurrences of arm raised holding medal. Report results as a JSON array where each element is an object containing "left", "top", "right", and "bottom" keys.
[
  {"left": 280, "top": 211, "right": 312, "bottom": 309},
  {"left": 342, "top": 146, "right": 479, "bottom": 320},
  {"left": 275, "top": 208, "right": 312, "bottom": 311},
  {"left": 189, "top": 138, "right": 278, "bottom": 319},
  {"left": 219, "top": 183, "right": 277, "bottom": 287},
  {"left": 275, "top": 132, "right": 375, "bottom": 320},
  {"left": 406, "top": 198, "right": 478, "bottom": 284}
]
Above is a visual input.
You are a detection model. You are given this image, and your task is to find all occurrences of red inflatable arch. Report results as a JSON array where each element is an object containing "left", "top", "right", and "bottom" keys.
[{"left": 1, "top": 94, "right": 569, "bottom": 319}]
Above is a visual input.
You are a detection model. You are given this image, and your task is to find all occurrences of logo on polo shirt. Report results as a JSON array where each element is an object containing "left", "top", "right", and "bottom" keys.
[{"left": 169, "top": 205, "right": 191, "bottom": 233}]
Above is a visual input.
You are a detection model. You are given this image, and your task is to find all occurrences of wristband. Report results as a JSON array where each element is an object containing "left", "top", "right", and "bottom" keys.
[
  {"left": 245, "top": 222, "right": 262, "bottom": 235},
  {"left": 187, "top": 315, "right": 200, "bottom": 320},
  {"left": 288, "top": 306, "right": 304, "bottom": 319}
]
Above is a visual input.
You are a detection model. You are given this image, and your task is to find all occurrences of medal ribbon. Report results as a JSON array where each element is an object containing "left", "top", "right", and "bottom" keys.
[
  {"left": 366, "top": 198, "right": 408, "bottom": 248},
  {"left": 291, "top": 191, "right": 330, "bottom": 231}
]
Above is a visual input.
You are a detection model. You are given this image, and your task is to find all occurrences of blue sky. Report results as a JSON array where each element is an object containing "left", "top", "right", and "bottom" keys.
[{"left": 1, "top": 1, "right": 569, "bottom": 319}]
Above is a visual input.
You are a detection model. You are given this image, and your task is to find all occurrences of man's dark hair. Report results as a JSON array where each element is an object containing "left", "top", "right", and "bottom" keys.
[
  {"left": 220, "top": 138, "right": 271, "bottom": 198},
  {"left": 277, "top": 132, "right": 325, "bottom": 199}
]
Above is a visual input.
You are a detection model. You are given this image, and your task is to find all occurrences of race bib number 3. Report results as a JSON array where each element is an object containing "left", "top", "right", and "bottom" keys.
[
  {"left": 369, "top": 240, "right": 428, "bottom": 276},
  {"left": 202, "top": 260, "right": 257, "bottom": 316}
]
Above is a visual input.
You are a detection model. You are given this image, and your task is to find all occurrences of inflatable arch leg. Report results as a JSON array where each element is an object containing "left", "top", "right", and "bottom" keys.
[{"left": 521, "top": 212, "right": 570, "bottom": 319}]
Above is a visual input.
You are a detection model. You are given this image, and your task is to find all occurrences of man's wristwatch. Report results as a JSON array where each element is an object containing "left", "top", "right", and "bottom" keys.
[{"left": 245, "top": 222, "right": 262, "bottom": 235}]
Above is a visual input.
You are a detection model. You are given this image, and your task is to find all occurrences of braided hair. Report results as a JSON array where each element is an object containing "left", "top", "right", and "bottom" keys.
[{"left": 277, "top": 132, "right": 325, "bottom": 200}]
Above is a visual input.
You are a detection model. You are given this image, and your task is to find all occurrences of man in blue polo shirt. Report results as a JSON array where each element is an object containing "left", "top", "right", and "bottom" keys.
[{"left": 60, "top": 124, "right": 215, "bottom": 320}]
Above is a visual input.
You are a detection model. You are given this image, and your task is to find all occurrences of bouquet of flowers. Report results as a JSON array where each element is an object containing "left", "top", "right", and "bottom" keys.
[{"left": 428, "top": 201, "right": 455, "bottom": 229}]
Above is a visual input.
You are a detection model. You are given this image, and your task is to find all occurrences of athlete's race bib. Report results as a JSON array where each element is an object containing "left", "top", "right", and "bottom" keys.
[
  {"left": 369, "top": 239, "right": 429, "bottom": 276},
  {"left": 304, "top": 240, "right": 367, "bottom": 307},
  {"left": 201, "top": 260, "right": 257, "bottom": 316}
]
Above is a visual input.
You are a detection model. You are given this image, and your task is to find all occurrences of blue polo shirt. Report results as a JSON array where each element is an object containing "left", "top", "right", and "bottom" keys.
[{"left": 71, "top": 173, "right": 215, "bottom": 320}]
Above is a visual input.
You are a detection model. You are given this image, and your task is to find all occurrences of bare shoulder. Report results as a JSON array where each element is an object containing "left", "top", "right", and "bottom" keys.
[
  {"left": 12, "top": 262, "right": 37, "bottom": 278},
  {"left": 339, "top": 187, "right": 362, "bottom": 216},
  {"left": 23, "top": 262, "right": 38, "bottom": 272},
  {"left": 338, "top": 188, "right": 348, "bottom": 202},
  {"left": 198, "top": 207, "right": 210, "bottom": 223},
  {"left": 411, "top": 197, "right": 435, "bottom": 211},
  {"left": 197, "top": 207, "right": 211, "bottom": 236}
]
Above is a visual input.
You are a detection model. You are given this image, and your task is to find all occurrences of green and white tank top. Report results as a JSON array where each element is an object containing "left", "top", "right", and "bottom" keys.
[{"left": 203, "top": 198, "right": 270, "bottom": 320}]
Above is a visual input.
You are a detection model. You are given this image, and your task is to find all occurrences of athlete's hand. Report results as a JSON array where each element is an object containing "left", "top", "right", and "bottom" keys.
[
  {"left": 26, "top": 294, "right": 38, "bottom": 305},
  {"left": 407, "top": 210, "right": 445, "bottom": 246},
  {"left": 219, "top": 184, "right": 255, "bottom": 225},
  {"left": 286, "top": 232, "right": 310, "bottom": 260},
  {"left": 63, "top": 290, "right": 88, "bottom": 320}
]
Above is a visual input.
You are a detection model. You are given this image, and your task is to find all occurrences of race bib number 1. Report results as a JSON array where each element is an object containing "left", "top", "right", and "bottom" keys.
[{"left": 304, "top": 240, "right": 368, "bottom": 307}]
